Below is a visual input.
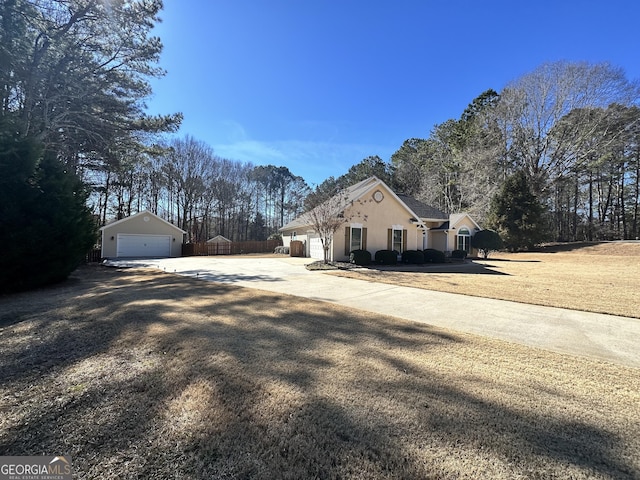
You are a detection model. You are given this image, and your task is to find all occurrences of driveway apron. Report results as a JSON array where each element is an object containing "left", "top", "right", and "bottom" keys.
[{"left": 107, "top": 256, "right": 640, "bottom": 368}]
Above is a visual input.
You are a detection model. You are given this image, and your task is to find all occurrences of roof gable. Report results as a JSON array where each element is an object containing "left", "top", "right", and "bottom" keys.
[
  {"left": 281, "top": 177, "right": 384, "bottom": 231},
  {"left": 207, "top": 235, "right": 231, "bottom": 243},
  {"left": 280, "top": 176, "right": 480, "bottom": 233},
  {"left": 100, "top": 210, "right": 186, "bottom": 233},
  {"left": 281, "top": 176, "right": 434, "bottom": 231},
  {"left": 449, "top": 213, "right": 481, "bottom": 230}
]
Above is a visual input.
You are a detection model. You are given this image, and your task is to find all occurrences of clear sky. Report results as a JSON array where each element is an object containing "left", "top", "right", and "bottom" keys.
[{"left": 146, "top": 0, "right": 640, "bottom": 187}]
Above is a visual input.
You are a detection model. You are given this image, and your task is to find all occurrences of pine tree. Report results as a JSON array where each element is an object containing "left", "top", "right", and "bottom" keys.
[
  {"left": 487, "top": 170, "right": 548, "bottom": 251},
  {"left": 0, "top": 129, "right": 96, "bottom": 292}
]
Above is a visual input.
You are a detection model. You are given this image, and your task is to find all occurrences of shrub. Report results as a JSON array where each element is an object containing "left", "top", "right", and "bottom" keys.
[
  {"left": 472, "top": 229, "right": 503, "bottom": 259},
  {"left": 401, "top": 250, "right": 424, "bottom": 264},
  {"left": 423, "top": 248, "right": 446, "bottom": 263},
  {"left": 274, "top": 246, "right": 289, "bottom": 255},
  {"left": 375, "top": 249, "right": 397, "bottom": 265},
  {"left": 451, "top": 249, "right": 467, "bottom": 259},
  {"left": 350, "top": 249, "right": 371, "bottom": 266}
]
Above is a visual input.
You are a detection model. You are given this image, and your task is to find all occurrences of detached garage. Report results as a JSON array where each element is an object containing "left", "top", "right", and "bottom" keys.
[{"left": 100, "top": 210, "right": 186, "bottom": 258}]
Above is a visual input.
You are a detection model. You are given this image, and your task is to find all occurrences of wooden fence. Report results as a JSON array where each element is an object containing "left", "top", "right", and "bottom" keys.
[
  {"left": 182, "top": 239, "right": 282, "bottom": 256},
  {"left": 86, "top": 248, "right": 102, "bottom": 263}
]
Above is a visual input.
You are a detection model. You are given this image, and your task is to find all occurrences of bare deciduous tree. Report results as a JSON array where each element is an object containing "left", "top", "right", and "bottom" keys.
[{"left": 303, "top": 190, "right": 352, "bottom": 264}]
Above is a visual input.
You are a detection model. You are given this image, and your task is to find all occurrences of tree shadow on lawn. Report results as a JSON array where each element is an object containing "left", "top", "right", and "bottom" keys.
[
  {"left": 371, "top": 261, "right": 514, "bottom": 275},
  {"left": 532, "top": 242, "right": 603, "bottom": 253},
  {"left": 144, "top": 267, "right": 286, "bottom": 284},
  {"left": 478, "top": 258, "right": 541, "bottom": 263},
  {"left": 0, "top": 265, "right": 637, "bottom": 478}
]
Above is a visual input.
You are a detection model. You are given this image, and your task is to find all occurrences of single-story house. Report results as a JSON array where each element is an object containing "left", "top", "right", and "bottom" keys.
[
  {"left": 280, "top": 176, "right": 481, "bottom": 261},
  {"left": 100, "top": 210, "right": 186, "bottom": 258}
]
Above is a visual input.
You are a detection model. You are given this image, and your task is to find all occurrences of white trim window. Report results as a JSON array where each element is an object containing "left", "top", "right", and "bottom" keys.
[
  {"left": 391, "top": 224, "right": 404, "bottom": 253},
  {"left": 457, "top": 227, "right": 471, "bottom": 252},
  {"left": 350, "top": 223, "right": 363, "bottom": 251}
]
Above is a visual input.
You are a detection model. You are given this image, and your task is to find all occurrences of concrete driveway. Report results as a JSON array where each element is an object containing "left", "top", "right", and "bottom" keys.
[{"left": 106, "top": 256, "right": 640, "bottom": 368}]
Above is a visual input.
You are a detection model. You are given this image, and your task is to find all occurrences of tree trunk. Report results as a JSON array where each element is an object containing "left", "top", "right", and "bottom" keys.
[{"left": 588, "top": 170, "right": 594, "bottom": 241}]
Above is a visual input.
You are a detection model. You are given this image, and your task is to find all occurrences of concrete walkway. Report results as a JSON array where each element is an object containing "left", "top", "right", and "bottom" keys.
[{"left": 106, "top": 256, "right": 640, "bottom": 368}]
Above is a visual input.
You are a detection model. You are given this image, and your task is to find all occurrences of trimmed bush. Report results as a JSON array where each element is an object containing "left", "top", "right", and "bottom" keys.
[
  {"left": 350, "top": 249, "right": 371, "bottom": 266},
  {"left": 375, "top": 249, "right": 398, "bottom": 265},
  {"left": 451, "top": 249, "right": 467, "bottom": 259},
  {"left": 423, "top": 248, "right": 446, "bottom": 263},
  {"left": 401, "top": 250, "right": 424, "bottom": 264},
  {"left": 274, "top": 246, "right": 289, "bottom": 255},
  {"left": 472, "top": 229, "right": 503, "bottom": 259}
]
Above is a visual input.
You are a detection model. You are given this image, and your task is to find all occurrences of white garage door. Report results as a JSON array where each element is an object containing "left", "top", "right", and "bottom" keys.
[
  {"left": 309, "top": 236, "right": 325, "bottom": 260},
  {"left": 116, "top": 234, "right": 171, "bottom": 257}
]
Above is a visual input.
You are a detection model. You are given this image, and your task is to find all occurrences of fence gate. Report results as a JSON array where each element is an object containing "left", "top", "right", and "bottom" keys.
[{"left": 290, "top": 240, "right": 304, "bottom": 257}]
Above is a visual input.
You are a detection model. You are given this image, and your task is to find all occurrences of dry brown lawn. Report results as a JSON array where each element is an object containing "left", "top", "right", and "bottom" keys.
[
  {"left": 1, "top": 263, "right": 639, "bottom": 479},
  {"left": 330, "top": 242, "right": 640, "bottom": 319}
]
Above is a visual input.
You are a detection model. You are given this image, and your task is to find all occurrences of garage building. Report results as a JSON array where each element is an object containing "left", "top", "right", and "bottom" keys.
[{"left": 100, "top": 210, "right": 186, "bottom": 258}]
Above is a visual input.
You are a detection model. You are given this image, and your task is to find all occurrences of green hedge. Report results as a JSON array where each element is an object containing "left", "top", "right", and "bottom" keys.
[
  {"left": 350, "top": 249, "right": 371, "bottom": 266},
  {"left": 401, "top": 250, "right": 424, "bottom": 264},
  {"left": 423, "top": 248, "right": 446, "bottom": 263},
  {"left": 451, "top": 249, "right": 467, "bottom": 259},
  {"left": 375, "top": 249, "right": 398, "bottom": 265}
]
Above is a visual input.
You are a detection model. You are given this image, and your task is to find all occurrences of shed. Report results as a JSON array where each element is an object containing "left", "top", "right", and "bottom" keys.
[
  {"left": 205, "top": 234, "right": 232, "bottom": 254},
  {"left": 206, "top": 235, "right": 232, "bottom": 244},
  {"left": 100, "top": 210, "right": 186, "bottom": 258}
]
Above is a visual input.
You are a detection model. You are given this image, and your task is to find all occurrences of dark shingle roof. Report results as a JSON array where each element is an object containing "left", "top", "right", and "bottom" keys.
[{"left": 395, "top": 194, "right": 447, "bottom": 220}]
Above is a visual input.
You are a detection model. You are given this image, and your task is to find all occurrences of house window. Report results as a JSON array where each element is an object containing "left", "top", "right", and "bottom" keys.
[
  {"left": 387, "top": 226, "right": 406, "bottom": 253},
  {"left": 350, "top": 226, "right": 362, "bottom": 251},
  {"left": 345, "top": 223, "right": 366, "bottom": 255},
  {"left": 457, "top": 227, "right": 471, "bottom": 253},
  {"left": 392, "top": 228, "right": 403, "bottom": 253}
]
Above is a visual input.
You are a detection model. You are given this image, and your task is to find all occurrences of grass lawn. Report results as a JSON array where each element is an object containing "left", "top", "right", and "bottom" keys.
[
  {"left": 1, "top": 261, "right": 639, "bottom": 479},
  {"left": 330, "top": 242, "right": 640, "bottom": 319}
]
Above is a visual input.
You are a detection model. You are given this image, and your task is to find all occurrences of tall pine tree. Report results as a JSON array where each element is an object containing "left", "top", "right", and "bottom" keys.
[
  {"left": 0, "top": 127, "right": 96, "bottom": 292},
  {"left": 487, "top": 170, "right": 548, "bottom": 251}
]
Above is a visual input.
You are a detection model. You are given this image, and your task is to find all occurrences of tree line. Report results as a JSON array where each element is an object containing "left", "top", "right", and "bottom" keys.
[
  {"left": 315, "top": 62, "right": 640, "bottom": 244},
  {"left": 89, "top": 135, "right": 309, "bottom": 242}
]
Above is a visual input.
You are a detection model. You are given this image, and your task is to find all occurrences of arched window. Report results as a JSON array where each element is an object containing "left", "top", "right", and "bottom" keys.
[{"left": 457, "top": 227, "right": 471, "bottom": 252}]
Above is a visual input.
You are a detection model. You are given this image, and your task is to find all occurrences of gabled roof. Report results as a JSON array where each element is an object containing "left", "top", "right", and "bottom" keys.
[
  {"left": 281, "top": 176, "right": 444, "bottom": 231},
  {"left": 431, "top": 213, "right": 482, "bottom": 231},
  {"left": 281, "top": 176, "right": 385, "bottom": 231},
  {"left": 207, "top": 235, "right": 231, "bottom": 243},
  {"left": 100, "top": 210, "right": 186, "bottom": 233},
  {"left": 449, "top": 213, "right": 481, "bottom": 231}
]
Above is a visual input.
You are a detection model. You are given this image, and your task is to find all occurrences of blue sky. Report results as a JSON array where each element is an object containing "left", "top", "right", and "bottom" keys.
[{"left": 146, "top": 1, "right": 640, "bottom": 187}]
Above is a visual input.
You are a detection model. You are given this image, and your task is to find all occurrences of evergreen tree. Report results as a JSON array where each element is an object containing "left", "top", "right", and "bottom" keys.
[
  {"left": 487, "top": 170, "right": 548, "bottom": 251},
  {"left": 342, "top": 155, "right": 394, "bottom": 187},
  {"left": 0, "top": 128, "right": 96, "bottom": 292}
]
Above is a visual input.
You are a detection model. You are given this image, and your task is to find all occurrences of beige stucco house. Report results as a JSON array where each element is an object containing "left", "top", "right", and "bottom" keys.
[
  {"left": 100, "top": 210, "right": 186, "bottom": 258},
  {"left": 280, "top": 177, "right": 480, "bottom": 261}
]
